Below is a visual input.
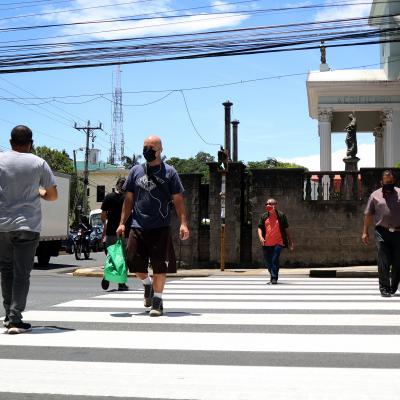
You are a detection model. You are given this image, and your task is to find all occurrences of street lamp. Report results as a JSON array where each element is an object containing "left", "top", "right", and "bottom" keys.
[{"left": 73, "top": 147, "right": 84, "bottom": 173}]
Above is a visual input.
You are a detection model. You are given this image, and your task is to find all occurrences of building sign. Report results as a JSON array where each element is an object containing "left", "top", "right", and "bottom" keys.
[{"left": 320, "top": 96, "right": 400, "bottom": 104}]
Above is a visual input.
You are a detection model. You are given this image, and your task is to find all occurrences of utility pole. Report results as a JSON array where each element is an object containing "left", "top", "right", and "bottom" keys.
[{"left": 74, "top": 121, "right": 102, "bottom": 215}]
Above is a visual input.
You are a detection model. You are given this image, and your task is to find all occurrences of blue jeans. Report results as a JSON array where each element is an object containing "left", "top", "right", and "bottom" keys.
[{"left": 263, "top": 245, "right": 283, "bottom": 280}]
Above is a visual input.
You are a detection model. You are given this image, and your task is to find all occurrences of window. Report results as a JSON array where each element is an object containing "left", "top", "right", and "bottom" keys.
[{"left": 96, "top": 185, "right": 105, "bottom": 202}]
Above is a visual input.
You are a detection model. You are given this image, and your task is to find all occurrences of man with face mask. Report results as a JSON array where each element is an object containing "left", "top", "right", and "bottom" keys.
[
  {"left": 0, "top": 125, "right": 57, "bottom": 334},
  {"left": 100, "top": 177, "right": 131, "bottom": 291},
  {"left": 257, "top": 199, "right": 294, "bottom": 284},
  {"left": 363, "top": 170, "right": 400, "bottom": 297},
  {"left": 117, "top": 136, "right": 189, "bottom": 316}
]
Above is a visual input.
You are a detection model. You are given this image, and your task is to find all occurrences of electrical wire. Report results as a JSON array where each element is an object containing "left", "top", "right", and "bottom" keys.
[{"left": 179, "top": 90, "right": 220, "bottom": 147}]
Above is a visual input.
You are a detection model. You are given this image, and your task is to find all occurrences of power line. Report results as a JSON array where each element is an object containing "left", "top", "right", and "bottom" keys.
[{"left": 179, "top": 90, "right": 220, "bottom": 147}]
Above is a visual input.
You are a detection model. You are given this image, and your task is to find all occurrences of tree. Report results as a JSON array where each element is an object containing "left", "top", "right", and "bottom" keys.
[
  {"left": 166, "top": 152, "right": 215, "bottom": 183},
  {"left": 33, "top": 146, "right": 74, "bottom": 175},
  {"left": 123, "top": 153, "right": 142, "bottom": 169},
  {"left": 247, "top": 157, "right": 307, "bottom": 170},
  {"left": 32, "top": 146, "right": 84, "bottom": 221}
]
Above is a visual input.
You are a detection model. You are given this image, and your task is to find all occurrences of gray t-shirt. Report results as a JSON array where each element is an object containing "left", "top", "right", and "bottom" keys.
[
  {"left": 0, "top": 151, "right": 56, "bottom": 233},
  {"left": 365, "top": 187, "right": 400, "bottom": 229},
  {"left": 124, "top": 162, "right": 184, "bottom": 229}
]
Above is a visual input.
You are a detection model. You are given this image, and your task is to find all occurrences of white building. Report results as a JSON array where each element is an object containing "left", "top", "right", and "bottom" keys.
[{"left": 307, "top": 0, "right": 400, "bottom": 170}]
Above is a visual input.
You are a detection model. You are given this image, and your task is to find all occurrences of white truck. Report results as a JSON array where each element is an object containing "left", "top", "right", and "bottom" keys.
[{"left": 36, "top": 172, "right": 71, "bottom": 267}]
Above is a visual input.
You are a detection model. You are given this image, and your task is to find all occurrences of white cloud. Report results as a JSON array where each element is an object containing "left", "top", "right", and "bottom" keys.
[
  {"left": 315, "top": 0, "right": 372, "bottom": 22},
  {"left": 282, "top": 143, "right": 375, "bottom": 171},
  {"left": 39, "top": 0, "right": 249, "bottom": 40}
]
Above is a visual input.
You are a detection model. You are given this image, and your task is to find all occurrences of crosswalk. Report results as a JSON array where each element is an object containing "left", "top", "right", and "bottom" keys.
[{"left": 2, "top": 276, "right": 400, "bottom": 399}]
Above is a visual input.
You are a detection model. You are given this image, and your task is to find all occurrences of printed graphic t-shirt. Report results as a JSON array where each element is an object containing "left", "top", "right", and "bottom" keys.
[{"left": 124, "top": 163, "right": 184, "bottom": 229}]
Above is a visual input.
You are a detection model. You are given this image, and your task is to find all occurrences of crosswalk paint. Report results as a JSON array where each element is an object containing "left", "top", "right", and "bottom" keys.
[
  {"left": 2, "top": 329, "right": 400, "bottom": 354},
  {"left": 1, "top": 359, "right": 399, "bottom": 400},
  {"left": 17, "top": 309, "right": 400, "bottom": 326},
  {"left": 94, "top": 293, "right": 397, "bottom": 301},
  {"left": 3, "top": 276, "right": 400, "bottom": 399},
  {"left": 54, "top": 298, "right": 400, "bottom": 310}
]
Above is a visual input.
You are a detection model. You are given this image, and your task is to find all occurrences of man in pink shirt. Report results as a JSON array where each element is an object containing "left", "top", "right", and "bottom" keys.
[{"left": 257, "top": 198, "right": 294, "bottom": 284}]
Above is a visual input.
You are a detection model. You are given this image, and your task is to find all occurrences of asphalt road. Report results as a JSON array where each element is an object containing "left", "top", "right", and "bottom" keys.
[{"left": 1, "top": 272, "right": 400, "bottom": 399}]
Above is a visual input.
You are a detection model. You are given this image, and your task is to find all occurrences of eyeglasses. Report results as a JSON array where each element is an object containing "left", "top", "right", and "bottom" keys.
[{"left": 265, "top": 202, "right": 277, "bottom": 206}]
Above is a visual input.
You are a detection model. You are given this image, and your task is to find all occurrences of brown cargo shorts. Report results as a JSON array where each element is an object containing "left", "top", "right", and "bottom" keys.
[{"left": 126, "top": 227, "right": 176, "bottom": 274}]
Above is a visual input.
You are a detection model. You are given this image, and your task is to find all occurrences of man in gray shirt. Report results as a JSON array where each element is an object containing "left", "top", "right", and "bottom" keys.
[
  {"left": 363, "top": 170, "right": 400, "bottom": 297},
  {"left": 0, "top": 125, "right": 57, "bottom": 334}
]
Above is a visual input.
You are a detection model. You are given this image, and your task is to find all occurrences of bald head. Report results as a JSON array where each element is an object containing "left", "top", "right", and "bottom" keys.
[
  {"left": 143, "top": 135, "right": 163, "bottom": 165},
  {"left": 144, "top": 136, "right": 162, "bottom": 151}
]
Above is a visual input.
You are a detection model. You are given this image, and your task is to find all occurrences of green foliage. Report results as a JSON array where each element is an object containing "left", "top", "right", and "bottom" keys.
[
  {"left": 166, "top": 152, "right": 215, "bottom": 183},
  {"left": 395, "top": 162, "right": 400, "bottom": 168},
  {"left": 122, "top": 153, "right": 142, "bottom": 169},
  {"left": 32, "top": 146, "right": 74, "bottom": 175},
  {"left": 247, "top": 157, "right": 307, "bottom": 170},
  {"left": 32, "top": 146, "right": 86, "bottom": 221}
]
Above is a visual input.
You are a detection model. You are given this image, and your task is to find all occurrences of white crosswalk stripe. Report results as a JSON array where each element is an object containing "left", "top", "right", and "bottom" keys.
[{"left": 2, "top": 276, "right": 400, "bottom": 399}]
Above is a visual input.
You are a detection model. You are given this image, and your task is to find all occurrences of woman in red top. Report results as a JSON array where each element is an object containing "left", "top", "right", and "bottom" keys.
[{"left": 257, "top": 199, "right": 294, "bottom": 284}]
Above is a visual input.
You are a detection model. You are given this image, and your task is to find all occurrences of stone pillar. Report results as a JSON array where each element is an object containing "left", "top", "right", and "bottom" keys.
[
  {"left": 318, "top": 109, "right": 333, "bottom": 171},
  {"left": 231, "top": 119, "right": 239, "bottom": 162},
  {"left": 208, "top": 162, "right": 246, "bottom": 266},
  {"left": 223, "top": 101, "right": 233, "bottom": 160},
  {"left": 373, "top": 124, "right": 384, "bottom": 168},
  {"left": 382, "top": 109, "right": 394, "bottom": 167}
]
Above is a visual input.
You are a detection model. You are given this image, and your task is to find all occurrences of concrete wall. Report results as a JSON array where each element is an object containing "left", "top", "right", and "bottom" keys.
[
  {"left": 249, "top": 168, "right": 400, "bottom": 267},
  {"left": 170, "top": 174, "right": 203, "bottom": 267},
  {"left": 170, "top": 167, "right": 400, "bottom": 268},
  {"left": 86, "top": 170, "right": 129, "bottom": 211}
]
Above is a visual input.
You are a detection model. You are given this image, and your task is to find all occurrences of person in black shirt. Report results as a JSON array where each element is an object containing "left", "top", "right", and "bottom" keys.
[{"left": 100, "top": 177, "right": 131, "bottom": 291}]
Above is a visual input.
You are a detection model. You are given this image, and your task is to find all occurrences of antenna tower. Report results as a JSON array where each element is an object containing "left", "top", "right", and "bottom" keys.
[{"left": 109, "top": 65, "right": 124, "bottom": 164}]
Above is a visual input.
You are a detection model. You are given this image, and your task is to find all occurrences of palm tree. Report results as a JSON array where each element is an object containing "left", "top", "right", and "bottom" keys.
[{"left": 123, "top": 153, "right": 142, "bottom": 169}]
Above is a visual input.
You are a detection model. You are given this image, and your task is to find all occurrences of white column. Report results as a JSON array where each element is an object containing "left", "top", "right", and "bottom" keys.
[
  {"left": 373, "top": 125, "right": 384, "bottom": 168},
  {"left": 318, "top": 109, "right": 333, "bottom": 171},
  {"left": 382, "top": 109, "right": 394, "bottom": 167}
]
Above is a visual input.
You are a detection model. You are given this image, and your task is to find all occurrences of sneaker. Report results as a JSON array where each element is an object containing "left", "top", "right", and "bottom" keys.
[
  {"left": 118, "top": 283, "right": 129, "bottom": 291},
  {"left": 144, "top": 284, "right": 154, "bottom": 308},
  {"left": 101, "top": 278, "right": 110, "bottom": 291},
  {"left": 3, "top": 316, "right": 9, "bottom": 328},
  {"left": 7, "top": 321, "right": 32, "bottom": 335},
  {"left": 149, "top": 296, "right": 163, "bottom": 317},
  {"left": 271, "top": 278, "right": 278, "bottom": 285},
  {"left": 381, "top": 289, "right": 392, "bottom": 298}
]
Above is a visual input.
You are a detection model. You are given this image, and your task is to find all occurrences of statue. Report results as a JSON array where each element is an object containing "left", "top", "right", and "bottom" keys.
[
  {"left": 345, "top": 113, "right": 358, "bottom": 159},
  {"left": 320, "top": 40, "right": 327, "bottom": 64}
]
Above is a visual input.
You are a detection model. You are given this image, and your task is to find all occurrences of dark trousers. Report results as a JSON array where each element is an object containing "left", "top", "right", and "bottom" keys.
[
  {"left": 0, "top": 231, "right": 40, "bottom": 323},
  {"left": 262, "top": 245, "right": 283, "bottom": 280},
  {"left": 375, "top": 227, "right": 400, "bottom": 292}
]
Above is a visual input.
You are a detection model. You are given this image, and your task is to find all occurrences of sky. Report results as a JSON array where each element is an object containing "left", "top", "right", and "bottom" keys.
[{"left": 0, "top": 0, "right": 379, "bottom": 170}]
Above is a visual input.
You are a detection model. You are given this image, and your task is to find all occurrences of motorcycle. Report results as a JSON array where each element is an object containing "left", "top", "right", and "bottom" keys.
[{"left": 74, "top": 227, "right": 91, "bottom": 260}]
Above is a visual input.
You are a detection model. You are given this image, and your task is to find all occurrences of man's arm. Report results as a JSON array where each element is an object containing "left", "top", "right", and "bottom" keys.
[
  {"left": 286, "top": 228, "right": 294, "bottom": 250},
  {"left": 362, "top": 214, "right": 374, "bottom": 245},
  {"left": 116, "top": 192, "right": 134, "bottom": 237},
  {"left": 172, "top": 193, "right": 189, "bottom": 241},
  {"left": 257, "top": 228, "right": 264, "bottom": 245},
  {"left": 39, "top": 186, "right": 58, "bottom": 201}
]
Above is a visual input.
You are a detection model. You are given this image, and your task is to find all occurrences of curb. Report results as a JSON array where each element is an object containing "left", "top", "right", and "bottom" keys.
[{"left": 309, "top": 269, "right": 378, "bottom": 278}]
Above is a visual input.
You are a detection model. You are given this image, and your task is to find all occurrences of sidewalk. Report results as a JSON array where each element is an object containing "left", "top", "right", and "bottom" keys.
[{"left": 73, "top": 265, "right": 379, "bottom": 278}]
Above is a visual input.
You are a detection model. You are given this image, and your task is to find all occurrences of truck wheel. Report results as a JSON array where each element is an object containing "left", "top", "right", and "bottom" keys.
[{"left": 37, "top": 253, "right": 51, "bottom": 267}]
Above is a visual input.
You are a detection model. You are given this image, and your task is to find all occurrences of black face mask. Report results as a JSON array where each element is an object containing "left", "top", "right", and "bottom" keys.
[
  {"left": 143, "top": 147, "right": 157, "bottom": 163},
  {"left": 383, "top": 183, "right": 395, "bottom": 192}
]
